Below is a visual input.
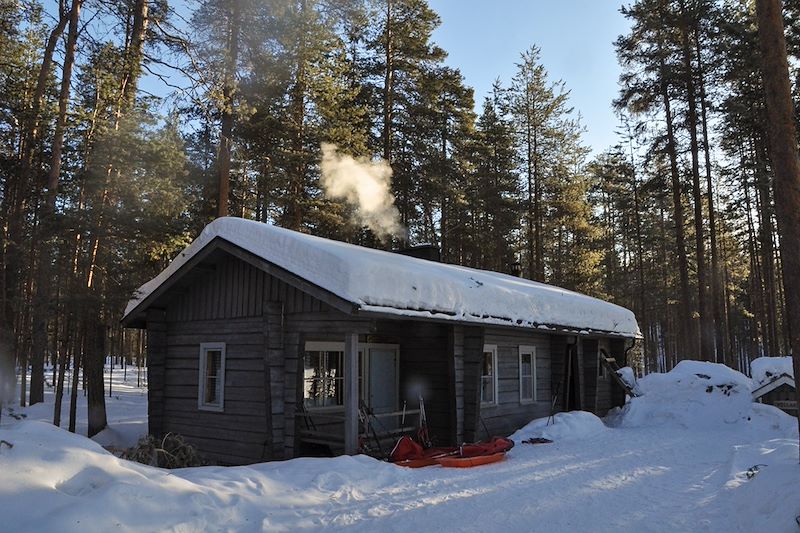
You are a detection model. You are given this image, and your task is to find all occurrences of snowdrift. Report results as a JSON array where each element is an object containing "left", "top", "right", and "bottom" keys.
[
  {"left": 510, "top": 411, "right": 608, "bottom": 443},
  {"left": 607, "top": 361, "right": 795, "bottom": 435},
  {"left": 0, "top": 420, "right": 407, "bottom": 532}
]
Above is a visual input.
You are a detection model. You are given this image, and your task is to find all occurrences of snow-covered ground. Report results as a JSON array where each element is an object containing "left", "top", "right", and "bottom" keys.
[
  {"left": 1, "top": 361, "right": 798, "bottom": 532},
  {"left": 0, "top": 364, "right": 148, "bottom": 449}
]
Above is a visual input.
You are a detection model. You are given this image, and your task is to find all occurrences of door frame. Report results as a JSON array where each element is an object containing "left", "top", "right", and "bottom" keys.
[{"left": 364, "top": 343, "right": 400, "bottom": 413}]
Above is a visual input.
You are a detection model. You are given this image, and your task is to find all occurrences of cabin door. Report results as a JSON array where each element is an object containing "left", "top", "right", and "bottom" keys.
[{"left": 367, "top": 346, "right": 399, "bottom": 415}]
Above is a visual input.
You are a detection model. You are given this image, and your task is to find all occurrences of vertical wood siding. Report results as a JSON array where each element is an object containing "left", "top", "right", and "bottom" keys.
[
  {"left": 451, "top": 326, "right": 465, "bottom": 443},
  {"left": 760, "top": 383, "right": 797, "bottom": 415},
  {"left": 165, "top": 255, "right": 324, "bottom": 323}
]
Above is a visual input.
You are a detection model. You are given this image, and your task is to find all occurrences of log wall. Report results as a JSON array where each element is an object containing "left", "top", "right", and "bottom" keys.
[
  {"left": 145, "top": 250, "right": 633, "bottom": 464},
  {"left": 473, "top": 328, "right": 553, "bottom": 439}
]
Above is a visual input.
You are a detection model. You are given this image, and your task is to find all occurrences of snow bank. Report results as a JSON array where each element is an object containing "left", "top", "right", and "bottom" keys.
[
  {"left": 2, "top": 403, "right": 798, "bottom": 531},
  {"left": 607, "top": 361, "right": 765, "bottom": 431},
  {"left": 720, "top": 437, "right": 800, "bottom": 532},
  {"left": 0, "top": 420, "right": 407, "bottom": 532},
  {"left": 751, "top": 356, "right": 794, "bottom": 385},
  {"left": 124, "top": 217, "right": 640, "bottom": 337},
  {"left": 510, "top": 411, "right": 608, "bottom": 443}
]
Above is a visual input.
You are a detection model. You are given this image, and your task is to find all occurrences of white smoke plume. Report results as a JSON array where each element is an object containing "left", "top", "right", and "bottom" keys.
[{"left": 319, "top": 143, "right": 406, "bottom": 241}]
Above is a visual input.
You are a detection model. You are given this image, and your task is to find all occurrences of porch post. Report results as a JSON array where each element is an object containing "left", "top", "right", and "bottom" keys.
[{"left": 344, "top": 332, "right": 359, "bottom": 455}]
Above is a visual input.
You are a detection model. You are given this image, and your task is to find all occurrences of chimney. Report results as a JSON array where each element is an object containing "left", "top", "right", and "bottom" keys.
[{"left": 393, "top": 244, "right": 441, "bottom": 263}]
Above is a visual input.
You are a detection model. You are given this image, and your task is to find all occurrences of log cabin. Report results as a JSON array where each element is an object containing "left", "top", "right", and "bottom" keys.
[{"left": 122, "top": 217, "right": 641, "bottom": 465}]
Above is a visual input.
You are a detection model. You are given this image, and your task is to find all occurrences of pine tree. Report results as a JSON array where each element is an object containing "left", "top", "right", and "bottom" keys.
[
  {"left": 470, "top": 84, "right": 520, "bottom": 272},
  {"left": 616, "top": 0, "right": 695, "bottom": 360},
  {"left": 508, "top": 46, "right": 571, "bottom": 282},
  {"left": 754, "top": 0, "right": 800, "bottom": 448},
  {"left": 369, "top": 0, "right": 445, "bottom": 231}
]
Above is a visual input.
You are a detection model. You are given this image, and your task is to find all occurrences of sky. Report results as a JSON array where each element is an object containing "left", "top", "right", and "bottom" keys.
[
  {"left": 134, "top": 1, "right": 632, "bottom": 158},
  {"left": 427, "top": 0, "right": 632, "bottom": 156}
]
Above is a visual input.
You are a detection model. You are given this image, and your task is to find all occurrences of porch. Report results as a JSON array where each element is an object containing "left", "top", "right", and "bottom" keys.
[{"left": 290, "top": 320, "right": 456, "bottom": 457}]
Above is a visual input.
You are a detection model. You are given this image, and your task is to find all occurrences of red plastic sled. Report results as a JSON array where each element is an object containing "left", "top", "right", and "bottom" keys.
[
  {"left": 390, "top": 436, "right": 513, "bottom": 468},
  {"left": 436, "top": 452, "right": 507, "bottom": 468}
]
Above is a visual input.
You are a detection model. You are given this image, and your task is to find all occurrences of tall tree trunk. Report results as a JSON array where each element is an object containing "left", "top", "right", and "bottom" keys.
[
  {"left": 29, "top": 0, "right": 82, "bottom": 406},
  {"left": 630, "top": 139, "right": 646, "bottom": 365},
  {"left": 755, "top": 0, "right": 800, "bottom": 458},
  {"left": 218, "top": 0, "right": 241, "bottom": 218},
  {"left": 287, "top": 0, "right": 307, "bottom": 231},
  {"left": 125, "top": 0, "right": 148, "bottom": 108},
  {"left": 743, "top": 157, "right": 768, "bottom": 356},
  {"left": 695, "top": 26, "right": 725, "bottom": 364},
  {"left": 679, "top": 2, "right": 713, "bottom": 361},
  {"left": 533, "top": 127, "right": 543, "bottom": 281},
  {"left": 755, "top": 139, "right": 780, "bottom": 355},
  {"left": 658, "top": 51, "right": 692, "bottom": 361},
  {"left": 53, "top": 311, "right": 72, "bottom": 427},
  {"left": 2, "top": 5, "right": 70, "bottom": 402},
  {"left": 382, "top": 0, "right": 394, "bottom": 164},
  {"left": 81, "top": 0, "right": 148, "bottom": 434},
  {"left": 86, "top": 323, "right": 107, "bottom": 437},
  {"left": 68, "top": 332, "right": 81, "bottom": 433}
]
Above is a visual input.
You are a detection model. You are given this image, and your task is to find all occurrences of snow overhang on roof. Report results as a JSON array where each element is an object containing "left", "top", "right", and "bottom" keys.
[
  {"left": 750, "top": 356, "right": 794, "bottom": 386},
  {"left": 751, "top": 373, "right": 796, "bottom": 400},
  {"left": 123, "top": 217, "right": 642, "bottom": 338}
]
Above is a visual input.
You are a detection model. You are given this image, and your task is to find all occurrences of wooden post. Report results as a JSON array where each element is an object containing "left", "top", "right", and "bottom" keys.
[
  {"left": 461, "top": 327, "right": 484, "bottom": 443},
  {"left": 576, "top": 338, "right": 585, "bottom": 410},
  {"left": 344, "top": 333, "right": 359, "bottom": 455}
]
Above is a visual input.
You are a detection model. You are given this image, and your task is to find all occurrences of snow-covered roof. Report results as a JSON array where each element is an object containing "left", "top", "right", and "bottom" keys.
[
  {"left": 750, "top": 356, "right": 794, "bottom": 386},
  {"left": 123, "top": 217, "right": 641, "bottom": 337},
  {"left": 751, "top": 374, "right": 795, "bottom": 400}
]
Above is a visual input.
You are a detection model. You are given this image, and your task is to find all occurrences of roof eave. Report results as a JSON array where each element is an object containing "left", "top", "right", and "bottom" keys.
[{"left": 354, "top": 305, "right": 641, "bottom": 339}]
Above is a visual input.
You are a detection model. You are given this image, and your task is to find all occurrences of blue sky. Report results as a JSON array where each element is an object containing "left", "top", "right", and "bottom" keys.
[
  {"left": 428, "top": 0, "right": 632, "bottom": 156},
  {"left": 136, "top": 1, "right": 631, "bottom": 157}
]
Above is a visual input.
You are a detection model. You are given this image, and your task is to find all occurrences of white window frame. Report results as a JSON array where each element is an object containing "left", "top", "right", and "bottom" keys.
[
  {"left": 302, "top": 341, "right": 400, "bottom": 413},
  {"left": 303, "top": 341, "right": 352, "bottom": 412},
  {"left": 519, "top": 345, "right": 537, "bottom": 404},
  {"left": 481, "top": 344, "right": 499, "bottom": 406},
  {"left": 198, "top": 342, "right": 226, "bottom": 412}
]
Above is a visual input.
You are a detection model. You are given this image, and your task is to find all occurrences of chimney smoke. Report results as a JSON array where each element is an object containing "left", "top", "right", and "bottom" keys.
[{"left": 319, "top": 143, "right": 406, "bottom": 241}]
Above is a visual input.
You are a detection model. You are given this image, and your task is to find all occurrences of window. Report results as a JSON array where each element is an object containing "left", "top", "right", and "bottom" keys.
[
  {"left": 198, "top": 343, "right": 225, "bottom": 411},
  {"left": 519, "top": 346, "right": 536, "bottom": 403},
  {"left": 481, "top": 345, "right": 498, "bottom": 405},
  {"left": 302, "top": 341, "right": 365, "bottom": 410},
  {"left": 304, "top": 343, "right": 346, "bottom": 409}
]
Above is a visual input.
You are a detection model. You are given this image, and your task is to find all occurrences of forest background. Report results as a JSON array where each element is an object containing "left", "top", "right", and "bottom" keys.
[{"left": 1, "top": 0, "right": 799, "bottom": 435}]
